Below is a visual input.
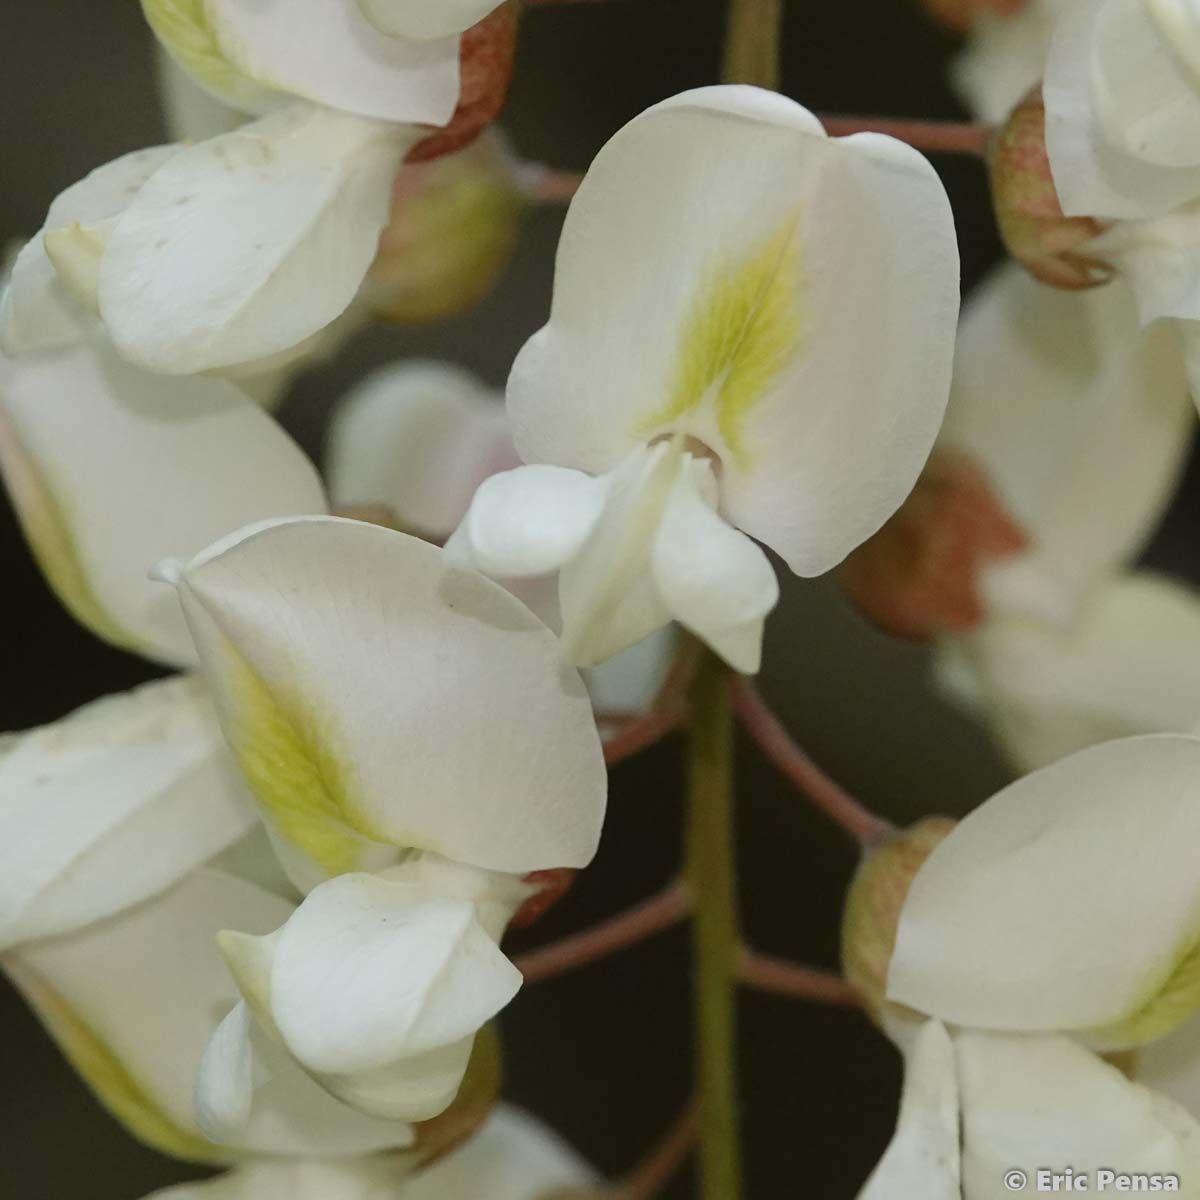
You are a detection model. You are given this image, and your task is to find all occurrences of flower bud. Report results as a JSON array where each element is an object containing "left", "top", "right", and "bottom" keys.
[
  {"left": 837, "top": 451, "right": 1028, "bottom": 640},
  {"left": 511, "top": 868, "right": 577, "bottom": 929},
  {"left": 408, "top": 3, "right": 519, "bottom": 164},
  {"left": 367, "top": 134, "right": 525, "bottom": 324},
  {"left": 841, "top": 816, "right": 957, "bottom": 1022},
  {"left": 990, "top": 87, "right": 1114, "bottom": 289},
  {"left": 412, "top": 1024, "right": 503, "bottom": 1163},
  {"left": 919, "top": 0, "right": 1028, "bottom": 32}
]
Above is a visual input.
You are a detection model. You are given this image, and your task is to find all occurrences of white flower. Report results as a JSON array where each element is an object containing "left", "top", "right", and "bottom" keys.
[
  {"left": 862, "top": 736, "right": 1200, "bottom": 1195},
  {"left": 140, "top": 1105, "right": 599, "bottom": 1200},
  {"left": 932, "top": 265, "right": 1200, "bottom": 770},
  {"left": 143, "top": 0, "right": 500, "bottom": 126},
  {"left": 328, "top": 360, "right": 677, "bottom": 714},
  {"left": 6, "top": 856, "right": 415, "bottom": 1164},
  {"left": 0, "top": 332, "right": 327, "bottom": 666},
  {"left": 158, "top": 516, "right": 608, "bottom": 886},
  {"left": 199, "top": 855, "right": 527, "bottom": 1130},
  {"left": 0, "top": 104, "right": 412, "bottom": 377},
  {"left": 446, "top": 86, "right": 960, "bottom": 673},
  {"left": 0, "top": 677, "right": 255, "bottom": 952}
]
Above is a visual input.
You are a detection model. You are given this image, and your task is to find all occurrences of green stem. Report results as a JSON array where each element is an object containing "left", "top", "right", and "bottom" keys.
[
  {"left": 722, "top": 0, "right": 783, "bottom": 90},
  {"left": 685, "top": 654, "right": 742, "bottom": 1200}
]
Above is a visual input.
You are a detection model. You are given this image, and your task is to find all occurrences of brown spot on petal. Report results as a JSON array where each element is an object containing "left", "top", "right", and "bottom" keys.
[
  {"left": 991, "top": 87, "right": 1114, "bottom": 289},
  {"left": 838, "top": 450, "right": 1029, "bottom": 641},
  {"left": 407, "top": 3, "right": 518, "bottom": 164}
]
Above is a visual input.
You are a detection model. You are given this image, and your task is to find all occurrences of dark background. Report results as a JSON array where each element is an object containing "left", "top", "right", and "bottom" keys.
[{"left": 2, "top": 3, "right": 1193, "bottom": 1197}]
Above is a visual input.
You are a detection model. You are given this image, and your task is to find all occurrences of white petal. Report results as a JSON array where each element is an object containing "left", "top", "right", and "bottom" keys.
[
  {"left": 356, "top": 0, "right": 500, "bottom": 40},
  {"left": 1044, "top": 0, "right": 1200, "bottom": 219},
  {"left": 889, "top": 734, "right": 1200, "bottom": 1039},
  {"left": 940, "top": 572, "right": 1200, "bottom": 773},
  {"left": 327, "top": 360, "right": 518, "bottom": 539},
  {"left": 452, "top": 465, "right": 609, "bottom": 578},
  {"left": 508, "top": 85, "right": 958, "bottom": 576},
  {"left": 142, "top": 1159, "right": 407, "bottom": 1200},
  {"left": 556, "top": 444, "right": 678, "bottom": 667},
  {"left": 958, "top": 1030, "right": 1200, "bottom": 1193},
  {"left": 0, "top": 338, "right": 327, "bottom": 665},
  {"left": 0, "top": 676, "right": 255, "bottom": 950},
  {"left": 155, "top": 44, "right": 247, "bottom": 143},
  {"left": 1094, "top": 207, "right": 1200, "bottom": 327},
  {"left": 195, "top": 1002, "right": 257, "bottom": 1142},
  {"left": 858, "top": 1021, "right": 961, "bottom": 1200},
  {"left": 0, "top": 147, "right": 180, "bottom": 357},
  {"left": 944, "top": 266, "right": 1191, "bottom": 603},
  {"left": 583, "top": 627, "right": 678, "bottom": 716},
  {"left": 98, "top": 105, "right": 410, "bottom": 376},
  {"left": 267, "top": 873, "right": 521, "bottom": 1077},
  {"left": 169, "top": 517, "right": 607, "bottom": 875},
  {"left": 952, "top": 1, "right": 1060, "bottom": 124},
  {"left": 402, "top": 1105, "right": 601, "bottom": 1199},
  {"left": 148, "top": 0, "right": 461, "bottom": 124},
  {"left": 8, "top": 868, "right": 412, "bottom": 1159},
  {"left": 651, "top": 456, "right": 777, "bottom": 674}
]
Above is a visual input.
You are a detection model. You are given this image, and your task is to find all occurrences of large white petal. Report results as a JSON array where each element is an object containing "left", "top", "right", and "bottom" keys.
[
  {"left": 0, "top": 677, "right": 254, "bottom": 950},
  {"left": 147, "top": 0, "right": 461, "bottom": 125},
  {"left": 0, "top": 338, "right": 326, "bottom": 665},
  {"left": 938, "top": 572, "right": 1200, "bottom": 773},
  {"left": 1139, "top": 1009, "right": 1200, "bottom": 1118},
  {"left": 98, "top": 104, "right": 411, "bottom": 375},
  {"left": 267, "top": 873, "right": 521, "bottom": 1076},
  {"left": 1044, "top": 0, "right": 1200, "bottom": 219},
  {"left": 889, "top": 734, "right": 1200, "bottom": 1040},
  {"left": 508, "top": 86, "right": 958, "bottom": 577},
  {"left": 168, "top": 516, "right": 607, "bottom": 875},
  {"left": 943, "top": 266, "right": 1191, "bottom": 604},
  {"left": 7, "top": 868, "right": 413, "bottom": 1159},
  {"left": 327, "top": 361, "right": 518, "bottom": 539},
  {"left": 651, "top": 456, "right": 777, "bottom": 675},
  {"left": 857, "top": 1021, "right": 961, "bottom": 1200},
  {"left": 0, "top": 147, "right": 180, "bottom": 358},
  {"left": 357, "top": 0, "right": 500, "bottom": 40},
  {"left": 958, "top": 1030, "right": 1200, "bottom": 1195}
]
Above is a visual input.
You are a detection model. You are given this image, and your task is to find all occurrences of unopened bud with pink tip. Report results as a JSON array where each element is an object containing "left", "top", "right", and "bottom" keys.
[
  {"left": 990, "top": 87, "right": 1114, "bottom": 289},
  {"left": 838, "top": 451, "right": 1028, "bottom": 640},
  {"left": 840, "top": 816, "right": 957, "bottom": 1022}
]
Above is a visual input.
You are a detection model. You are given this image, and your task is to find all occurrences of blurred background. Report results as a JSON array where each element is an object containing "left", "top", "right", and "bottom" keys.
[{"left": 3, "top": 2, "right": 1199, "bottom": 1197}]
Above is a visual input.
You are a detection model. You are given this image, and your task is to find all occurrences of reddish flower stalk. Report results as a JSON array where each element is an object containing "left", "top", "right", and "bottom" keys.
[
  {"left": 729, "top": 678, "right": 891, "bottom": 846},
  {"left": 603, "top": 708, "right": 685, "bottom": 765},
  {"left": 737, "top": 950, "right": 862, "bottom": 1007},
  {"left": 819, "top": 114, "right": 994, "bottom": 156},
  {"left": 615, "top": 1100, "right": 699, "bottom": 1200},
  {"left": 514, "top": 881, "right": 692, "bottom": 984}
]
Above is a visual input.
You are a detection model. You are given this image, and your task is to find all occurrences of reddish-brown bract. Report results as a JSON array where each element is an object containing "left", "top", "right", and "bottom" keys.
[
  {"left": 511, "top": 867, "right": 577, "bottom": 929},
  {"left": 407, "top": 2, "right": 519, "bottom": 163},
  {"left": 838, "top": 451, "right": 1029, "bottom": 640},
  {"left": 919, "top": 0, "right": 1027, "bottom": 32},
  {"left": 991, "top": 87, "right": 1113, "bottom": 289}
]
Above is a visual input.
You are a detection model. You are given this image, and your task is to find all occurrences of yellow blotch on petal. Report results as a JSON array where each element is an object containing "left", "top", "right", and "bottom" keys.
[
  {"left": 222, "top": 643, "right": 370, "bottom": 877},
  {"left": 1087, "top": 933, "right": 1200, "bottom": 1049},
  {"left": 636, "top": 209, "right": 804, "bottom": 469},
  {"left": 0, "top": 417, "right": 143, "bottom": 656},
  {"left": 141, "top": 0, "right": 270, "bottom": 112},
  {"left": 6, "top": 959, "right": 226, "bottom": 1164}
]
